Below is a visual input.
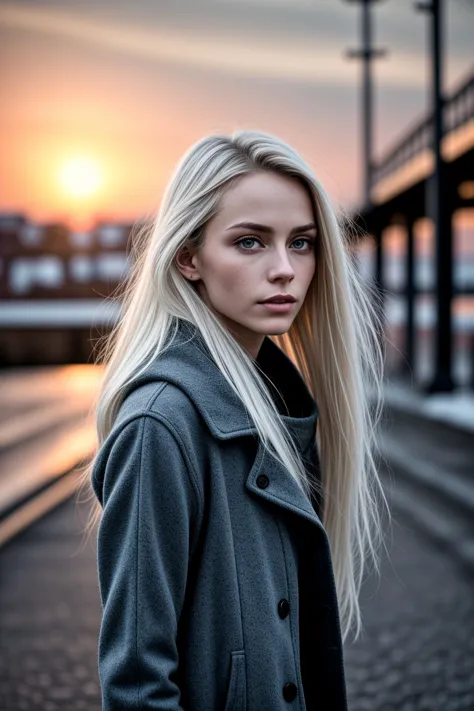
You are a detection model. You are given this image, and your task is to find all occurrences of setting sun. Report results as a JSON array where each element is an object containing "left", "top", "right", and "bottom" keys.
[{"left": 59, "top": 157, "right": 102, "bottom": 198}]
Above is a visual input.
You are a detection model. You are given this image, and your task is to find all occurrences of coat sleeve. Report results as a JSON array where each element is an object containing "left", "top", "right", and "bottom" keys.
[{"left": 93, "top": 413, "right": 202, "bottom": 710}]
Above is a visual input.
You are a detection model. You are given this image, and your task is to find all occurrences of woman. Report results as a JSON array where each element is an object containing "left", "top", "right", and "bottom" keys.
[{"left": 87, "top": 129, "right": 388, "bottom": 710}]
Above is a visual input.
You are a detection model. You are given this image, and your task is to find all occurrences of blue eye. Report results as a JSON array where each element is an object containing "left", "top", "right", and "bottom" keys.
[
  {"left": 237, "top": 237, "right": 260, "bottom": 249},
  {"left": 292, "top": 238, "right": 313, "bottom": 250},
  {"left": 235, "top": 236, "right": 314, "bottom": 251}
]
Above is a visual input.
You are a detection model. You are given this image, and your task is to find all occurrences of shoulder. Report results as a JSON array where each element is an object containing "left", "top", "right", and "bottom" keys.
[
  {"left": 116, "top": 379, "right": 208, "bottom": 447},
  {"left": 92, "top": 381, "right": 207, "bottom": 508},
  {"left": 91, "top": 409, "right": 204, "bottom": 562}
]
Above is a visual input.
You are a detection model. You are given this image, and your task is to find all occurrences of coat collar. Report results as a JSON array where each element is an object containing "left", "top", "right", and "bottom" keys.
[{"left": 125, "top": 318, "right": 318, "bottom": 451}]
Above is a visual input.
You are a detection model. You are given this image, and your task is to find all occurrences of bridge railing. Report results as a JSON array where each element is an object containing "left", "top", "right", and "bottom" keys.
[{"left": 370, "top": 72, "right": 474, "bottom": 188}]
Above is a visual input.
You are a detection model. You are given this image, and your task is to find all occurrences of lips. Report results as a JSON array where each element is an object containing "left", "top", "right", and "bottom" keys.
[{"left": 259, "top": 296, "right": 296, "bottom": 304}]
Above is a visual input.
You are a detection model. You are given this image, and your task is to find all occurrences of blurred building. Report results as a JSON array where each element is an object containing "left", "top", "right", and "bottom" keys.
[{"left": 0, "top": 213, "right": 143, "bottom": 365}]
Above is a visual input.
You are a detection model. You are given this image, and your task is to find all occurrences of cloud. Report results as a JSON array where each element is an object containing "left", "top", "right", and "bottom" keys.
[{"left": 0, "top": 2, "right": 434, "bottom": 88}]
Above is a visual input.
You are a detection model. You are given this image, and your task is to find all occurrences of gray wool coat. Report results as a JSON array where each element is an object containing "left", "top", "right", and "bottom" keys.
[{"left": 91, "top": 319, "right": 348, "bottom": 710}]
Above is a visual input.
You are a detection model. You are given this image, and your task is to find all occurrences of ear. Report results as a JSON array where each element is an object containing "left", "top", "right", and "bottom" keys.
[{"left": 174, "top": 244, "right": 201, "bottom": 282}]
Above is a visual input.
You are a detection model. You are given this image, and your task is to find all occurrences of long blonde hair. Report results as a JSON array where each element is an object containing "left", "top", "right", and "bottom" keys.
[{"left": 80, "top": 129, "right": 388, "bottom": 644}]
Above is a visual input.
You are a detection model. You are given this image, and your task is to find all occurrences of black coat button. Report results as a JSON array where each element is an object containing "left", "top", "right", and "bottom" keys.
[
  {"left": 283, "top": 683, "right": 297, "bottom": 702},
  {"left": 278, "top": 599, "right": 290, "bottom": 619},
  {"left": 256, "top": 474, "right": 269, "bottom": 489}
]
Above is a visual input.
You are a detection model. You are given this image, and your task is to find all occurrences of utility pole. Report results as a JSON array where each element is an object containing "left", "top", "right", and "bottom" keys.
[
  {"left": 344, "top": 0, "right": 388, "bottom": 345},
  {"left": 344, "top": 0, "right": 388, "bottom": 209},
  {"left": 415, "top": 0, "right": 454, "bottom": 392}
]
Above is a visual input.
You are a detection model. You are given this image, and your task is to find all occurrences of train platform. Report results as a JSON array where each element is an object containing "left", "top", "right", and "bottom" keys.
[
  {"left": 1, "top": 458, "right": 473, "bottom": 710},
  {"left": 1, "top": 367, "right": 474, "bottom": 709}
]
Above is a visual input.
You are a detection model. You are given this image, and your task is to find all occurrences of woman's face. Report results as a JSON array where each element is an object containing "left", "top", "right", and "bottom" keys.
[{"left": 176, "top": 170, "right": 317, "bottom": 359}]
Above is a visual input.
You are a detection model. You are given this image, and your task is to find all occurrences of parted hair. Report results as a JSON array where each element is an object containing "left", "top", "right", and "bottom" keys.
[{"left": 80, "top": 129, "right": 389, "bottom": 643}]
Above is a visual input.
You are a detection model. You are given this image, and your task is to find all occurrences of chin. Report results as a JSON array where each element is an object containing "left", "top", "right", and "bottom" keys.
[
  {"left": 265, "top": 326, "right": 292, "bottom": 336},
  {"left": 257, "top": 317, "right": 294, "bottom": 335}
]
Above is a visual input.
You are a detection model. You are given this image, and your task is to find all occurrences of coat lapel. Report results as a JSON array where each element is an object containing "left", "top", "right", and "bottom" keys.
[
  {"left": 246, "top": 439, "right": 324, "bottom": 531},
  {"left": 124, "top": 318, "right": 323, "bottom": 529}
]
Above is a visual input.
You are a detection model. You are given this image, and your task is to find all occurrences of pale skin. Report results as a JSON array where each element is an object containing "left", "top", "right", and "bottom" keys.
[{"left": 175, "top": 170, "right": 317, "bottom": 360}]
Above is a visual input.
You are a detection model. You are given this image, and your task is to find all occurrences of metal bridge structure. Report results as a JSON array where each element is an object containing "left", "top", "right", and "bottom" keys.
[{"left": 351, "top": 68, "right": 474, "bottom": 390}]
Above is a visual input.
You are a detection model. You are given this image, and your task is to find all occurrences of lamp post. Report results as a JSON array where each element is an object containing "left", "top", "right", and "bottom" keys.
[
  {"left": 344, "top": 0, "right": 388, "bottom": 344},
  {"left": 344, "top": 0, "right": 388, "bottom": 209},
  {"left": 415, "top": 0, "right": 454, "bottom": 392}
]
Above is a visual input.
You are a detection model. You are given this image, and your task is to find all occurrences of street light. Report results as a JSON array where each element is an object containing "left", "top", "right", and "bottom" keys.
[
  {"left": 343, "top": 0, "right": 388, "bottom": 209},
  {"left": 415, "top": 0, "right": 454, "bottom": 392}
]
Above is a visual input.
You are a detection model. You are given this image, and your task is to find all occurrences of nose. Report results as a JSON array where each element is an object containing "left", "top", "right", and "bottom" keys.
[{"left": 268, "top": 246, "right": 296, "bottom": 281}]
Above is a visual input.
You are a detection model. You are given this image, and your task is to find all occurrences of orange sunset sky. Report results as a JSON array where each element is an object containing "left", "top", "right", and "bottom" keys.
[{"left": 0, "top": 0, "right": 473, "bottom": 231}]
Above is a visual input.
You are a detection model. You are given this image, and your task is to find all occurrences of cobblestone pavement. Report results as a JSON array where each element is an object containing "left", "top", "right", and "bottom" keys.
[
  {"left": 0, "top": 469, "right": 473, "bottom": 710},
  {"left": 344, "top": 469, "right": 474, "bottom": 711}
]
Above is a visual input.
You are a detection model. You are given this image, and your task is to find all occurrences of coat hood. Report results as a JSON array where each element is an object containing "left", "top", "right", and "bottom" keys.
[
  {"left": 118, "top": 319, "right": 318, "bottom": 448},
  {"left": 120, "top": 318, "right": 318, "bottom": 451}
]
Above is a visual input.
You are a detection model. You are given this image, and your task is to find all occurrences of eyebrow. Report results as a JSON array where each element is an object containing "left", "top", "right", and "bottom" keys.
[{"left": 225, "top": 221, "right": 317, "bottom": 236}]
